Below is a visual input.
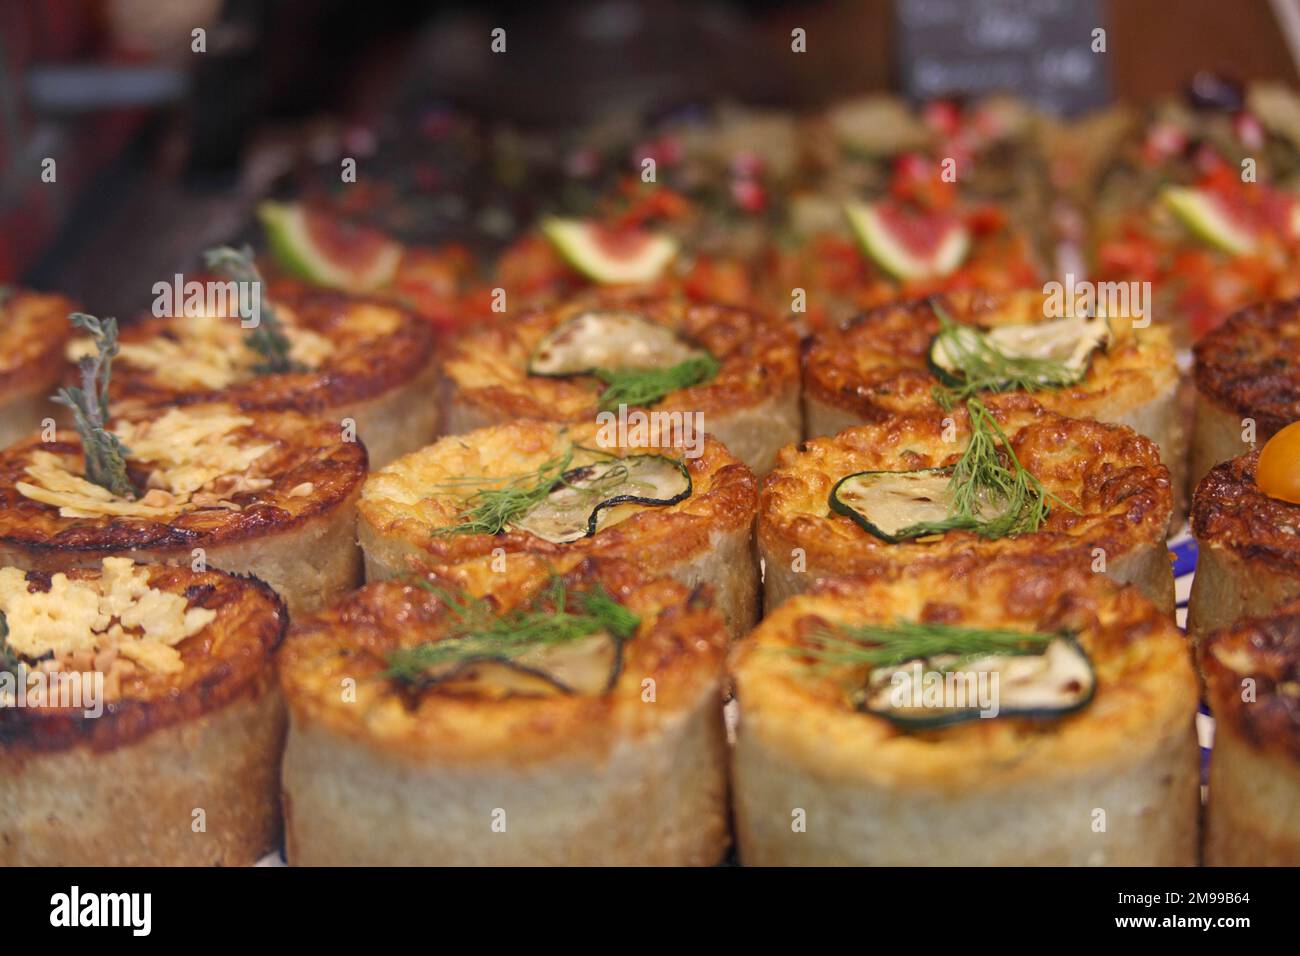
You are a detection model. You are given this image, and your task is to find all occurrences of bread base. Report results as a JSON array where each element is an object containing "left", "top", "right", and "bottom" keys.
[
  {"left": 1189, "top": 393, "right": 1258, "bottom": 500},
  {"left": 282, "top": 686, "right": 729, "bottom": 866},
  {"left": 346, "top": 361, "right": 442, "bottom": 469},
  {"left": 732, "top": 710, "right": 1199, "bottom": 865},
  {"left": 1187, "top": 542, "right": 1300, "bottom": 640},
  {"left": 0, "top": 492, "right": 361, "bottom": 618},
  {"left": 0, "top": 684, "right": 285, "bottom": 866},
  {"left": 1205, "top": 723, "right": 1300, "bottom": 866}
]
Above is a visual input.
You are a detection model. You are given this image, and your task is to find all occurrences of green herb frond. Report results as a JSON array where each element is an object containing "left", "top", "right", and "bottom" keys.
[
  {"left": 203, "top": 244, "right": 302, "bottom": 374},
  {"left": 793, "top": 619, "right": 1057, "bottom": 672},
  {"left": 51, "top": 313, "right": 136, "bottom": 499},
  {"left": 593, "top": 353, "right": 719, "bottom": 411},
  {"left": 432, "top": 448, "right": 576, "bottom": 537},
  {"left": 384, "top": 578, "right": 639, "bottom": 683}
]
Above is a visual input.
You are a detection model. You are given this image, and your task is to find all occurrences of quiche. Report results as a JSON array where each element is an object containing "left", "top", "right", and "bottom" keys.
[
  {"left": 0, "top": 288, "right": 75, "bottom": 450},
  {"left": 1188, "top": 450, "right": 1300, "bottom": 637},
  {"left": 729, "top": 554, "right": 1199, "bottom": 866},
  {"left": 802, "top": 290, "right": 1186, "bottom": 502},
  {"left": 65, "top": 285, "right": 439, "bottom": 468},
  {"left": 441, "top": 292, "right": 800, "bottom": 475},
  {"left": 0, "top": 402, "right": 366, "bottom": 617},
  {"left": 759, "top": 395, "right": 1175, "bottom": 613},
  {"left": 1201, "top": 598, "right": 1300, "bottom": 866},
  {"left": 278, "top": 553, "right": 729, "bottom": 866},
  {"left": 1191, "top": 298, "right": 1300, "bottom": 491},
  {"left": 0, "top": 558, "right": 286, "bottom": 865},
  {"left": 358, "top": 419, "right": 759, "bottom": 635}
]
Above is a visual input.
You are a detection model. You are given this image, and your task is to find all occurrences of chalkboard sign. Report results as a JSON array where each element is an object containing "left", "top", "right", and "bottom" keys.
[{"left": 896, "top": 0, "right": 1110, "bottom": 115}]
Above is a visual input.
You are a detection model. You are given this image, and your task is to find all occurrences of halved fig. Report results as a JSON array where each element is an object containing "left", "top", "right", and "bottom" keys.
[
  {"left": 844, "top": 201, "right": 971, "bottom": 281},
  {"left": 540, "top": 218, "right": 679, "bottom": 284}
]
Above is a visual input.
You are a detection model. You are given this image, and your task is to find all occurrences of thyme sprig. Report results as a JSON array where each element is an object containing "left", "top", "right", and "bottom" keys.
[
  {"left": 794, "top": 619, "right": 1058, "bottom": 672},
  {"left": 384, "top": 577, "right": 639, "bottom": 683},
  {"left": 203, "top": 244, "right": 302, "bottom": 374},
  {"left": 901, "top": 301, "right": 1076, "bottom": 540},
  {"left": 593, "top": 353, "right": 719, "bottom": 411},
  {"left": 51, "top": 313, "right": 136, "bottom": 499}
]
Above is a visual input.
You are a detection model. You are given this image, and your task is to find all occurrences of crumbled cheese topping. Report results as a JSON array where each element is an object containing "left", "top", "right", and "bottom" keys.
[
  {"left": 66, "top": 306, "right": 333, "bottom": 390},
  {"left": 16, "top": 406, "right": 273, "bottom": 519},
  {"left": 0, "top": 558, "right": 214, "bottom": 674}
]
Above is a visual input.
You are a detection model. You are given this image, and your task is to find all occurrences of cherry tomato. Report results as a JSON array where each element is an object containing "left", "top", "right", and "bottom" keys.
[{"left": 1257, "top": 421, "right": 1300, "bottom": 504}]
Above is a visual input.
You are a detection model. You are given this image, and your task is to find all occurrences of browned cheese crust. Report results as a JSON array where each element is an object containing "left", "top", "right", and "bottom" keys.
[
  {"left": 1194, "top": 298, "right": 1300, "bottom": 439},
  {"left": 0, "top": 288, "right": 75, "bottom": 402},
  {"left": 759, "top": 393, "right": 1174, "bottom": 610}
]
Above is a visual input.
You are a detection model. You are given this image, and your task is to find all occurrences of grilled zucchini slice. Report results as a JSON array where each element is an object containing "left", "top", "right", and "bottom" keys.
[
  {"left": 527, "top": 309, "right": 705, "bottom": 377},
  {"left": 828, "top": 467, "right": 1010, "bottom": 543},
  {"left": 928, "top": 315, "right": 1113, "bottom": 390}
]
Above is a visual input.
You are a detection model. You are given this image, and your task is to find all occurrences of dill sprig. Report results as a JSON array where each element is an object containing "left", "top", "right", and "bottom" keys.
[
  {"left": 203, "top": 244, "right": 302, "bottom": 374},
  {"left": 795, "top": 619, "right": 1057, "bottom": 671},
  {"left": 593, "top": 353, "right": 719, "bottom": 411},
  {"left": 930, "top": 307, "right": 1082, "bottom": 402},
  {"left": 51, "top": 313, "right": 136, "bottom": 499},
  {"left": 902, "top": 302, "right": 1076, "bottom": 540},
  {"left": 433, "top": 448, "right": 576, "bottom": 537},
  {"left": 384, "top": 577, "right": 640, "bottom": 683}
]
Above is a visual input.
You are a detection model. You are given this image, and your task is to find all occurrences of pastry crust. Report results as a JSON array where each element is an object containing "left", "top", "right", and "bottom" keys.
[
  {"left": 0, "top": 289, "right": 75, "bottom": 450},
  {"left": 802, "top": 290, "right": 1187, "bottom": 499},
  {"left": 1201, "top": 599, "right": 1300, "bottom": 866},
  {"left": 0, "top": 403, "right": 366, "bottom": 616},
  {"left": 73, "top": 286, "right": 438, "bottom": 468},
  {"left": 0, "top": 563, "right": 287, "bottom": 865},
  {"left": 442, "top": 292, "right": 801, "bottom": 474},
  {"left": 1188, "top": 451, "right": 1300, "bottom": 637},
  {"left": 278, "top": 554, "right": 729, "bottom": 865},
  {"left": 729, "top": 555, "right": 1200, "bottom": 866},
  {"left": 358, "top": 419, "right": 760, "bottom": 634},
  {"left": 759, "top": 394, "right": 1175, "bottom": 613},
  {"left": 1191, "top": 298, "right": 1300, "bottom": 489}
]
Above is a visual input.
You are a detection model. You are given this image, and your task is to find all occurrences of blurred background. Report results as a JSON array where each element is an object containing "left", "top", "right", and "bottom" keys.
[{"left": 4, "top": 0, "right": 1300, "bottom": 314}]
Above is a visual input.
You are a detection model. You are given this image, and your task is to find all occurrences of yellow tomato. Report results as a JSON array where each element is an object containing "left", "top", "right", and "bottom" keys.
[{"left": 1257, "top": 421, "right": 1300, "bottom": 504}]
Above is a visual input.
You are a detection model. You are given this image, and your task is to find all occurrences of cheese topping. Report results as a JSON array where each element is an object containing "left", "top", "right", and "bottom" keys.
[
  {"left": 16, "top": 406, "right": 273, "bottom": 518},
  {"left": 66, "top": 307, "right": 334, "bottom": 390},
  {"left": 0, "top": 558, "right": 214, "bottom": 674}
]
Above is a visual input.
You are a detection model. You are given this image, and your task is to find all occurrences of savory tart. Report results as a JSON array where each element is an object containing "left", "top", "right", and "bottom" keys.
[
  {"left": 1202, "top": 598, "right": 1300, "bottom": 866},
  {"left": 1191, "top": 297, "right": 1300, "bottom": 490},
  {"left": 1189, "top": 431, "right": 1300, "bottom": 637},
  {"left": 0, "top": 558, "right": 286, "bottom": 866},
  {"left": 0, "top": 401, "right": 366, "bottom": 617},
  {"left": 68, "top": 277, "right": 438, "bottom": 468},
  {"left": 759, "top": 394, "right": 1175, "bottom": 613},
  {"left": 441, "top": 292, "right": 800, "bottom": 475},
  {"left": 357, "top": 419, "right": 759, "bottom": 635},
  {"left": 802, "top": 289, "right": 1187, "bottom": 498},
  {"left": 0, "top": 288, "right": 75, "bottom": 450},
  {"left": 729, "top": 554, "right": 1200, "bottom": 866},
  {"left": 278, "top": 553, "right": 729, "bottom": 866}
]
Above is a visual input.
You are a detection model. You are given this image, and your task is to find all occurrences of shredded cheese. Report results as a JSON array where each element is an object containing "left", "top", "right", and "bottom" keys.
[
  {"left": 0, "top": 558, "right": 214, "bottom": 675},
  {"left": 17, "top": 406, "right": 274, "bottom": 519}
]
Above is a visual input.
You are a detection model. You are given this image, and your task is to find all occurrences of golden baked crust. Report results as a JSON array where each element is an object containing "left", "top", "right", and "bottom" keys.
[
  {"left": 359, "top": 419, "right": 756, "bottom": 571},
  {"left": 82, "top": 285, "right": 435, "bottom": 417},
  {"left": 279, "top": 554, "right": 727, "bottom": 763},
  {"left": 443, "top": 291, "right": 799, "bottom": 424},
  {"left": 1192, "top": 452, "right": 1300, "bottom": 579},
  {"left": 803, "top": 289, "right": 1178, "bottom": 425},
  {"left": 1202, "top": 597, "right": 1300, "bottom": 765},
  {"left": 729, "top": 555, "right": 1199, "bottom": 865},
  {"left": 0, "top": 402, "right": 366, "bottom": 559},
  {"left": 1194, "top": 298, "right": 1300, "bottom": 438},
  {"left": 0, "top": 288, "right": 75, "bottom": 402},
  {"left": 0, "top": 562, "right": 286, "bottom": 753},
  {"left": 759, "top": 394, "right": 1173, "bottom": 604}
]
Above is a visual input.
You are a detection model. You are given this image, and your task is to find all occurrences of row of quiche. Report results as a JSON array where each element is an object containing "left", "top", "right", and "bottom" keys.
[{"left": 0, "top": 276, "right": 1296, "bottom": 866}]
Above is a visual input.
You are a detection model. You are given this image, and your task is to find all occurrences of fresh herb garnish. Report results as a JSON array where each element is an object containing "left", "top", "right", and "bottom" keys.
[
  {"left": 52, "top": 313, "right": 136, "bottom": 499},
  {"left": 0, "top": 611, "right": 21, "bottom": 676},
  {"left": 432, "top": 448, "right": 577, "bottom": 537},
  {"left": 384, "top": 577, "right": 639, "bottom": 683},
  {"left": 897, "top": 302, "right": 1075, "bottom": 540},
  {"left": 794, "top": 619, "right": 1057, "bottom": 671},
  {"left": 930, "top": 309, "right": 1084, "bottom": 400},
  {"left": 203, "top": 244, "right": 302, "bottom": 374},
  {"left": 593, "top": 353, "right": 719, "bottom": 411}
]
